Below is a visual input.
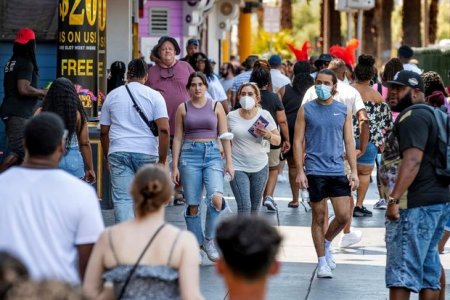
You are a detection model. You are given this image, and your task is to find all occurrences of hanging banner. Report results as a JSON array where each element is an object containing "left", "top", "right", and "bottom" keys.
[{"left": 57, "top": 0, "right": 106, "bottom": 118}]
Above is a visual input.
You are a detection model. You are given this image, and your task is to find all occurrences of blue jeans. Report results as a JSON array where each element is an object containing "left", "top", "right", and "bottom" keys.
[
  {"left": 230, "top": 165, "right": 269, "bottom": 215},
  {"left": 179, "top": 140, "right": 225, "bottom": 245},
  {"left": 385, "top": 203, "right": 450, "bottom": 292},
  {"left": 108, "top": 151, "right": 158, "bottom": 223},
  {"left": 59, "top": 146, "right": 84, "bottom": 178}
]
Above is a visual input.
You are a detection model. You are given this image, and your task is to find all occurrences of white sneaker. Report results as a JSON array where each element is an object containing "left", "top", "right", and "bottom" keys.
[
  {"left": 373, "top": 198, "right": 387, "bottom": 210},
  {"left": 339, "top": 230, "right": 362, "bottom": 248},
  {"left": 317, "top": 264, "right": 333, "bottom": 278},
  {"left": 201, "top": 239, "right": 219, "bottom": 262},
  {"left": 326, "top": 253, "right": 336, "bottom": 270}
]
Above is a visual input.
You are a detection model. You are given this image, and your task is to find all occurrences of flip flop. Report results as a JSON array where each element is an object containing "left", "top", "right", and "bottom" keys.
[{"left": 288, "top": 201, "right": 299, "bottom": 208}]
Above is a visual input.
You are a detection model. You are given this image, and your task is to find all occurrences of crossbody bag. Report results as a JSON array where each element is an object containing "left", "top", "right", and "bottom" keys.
[{"left": 125, "top": 85, "right": 159, "bottom": 136}]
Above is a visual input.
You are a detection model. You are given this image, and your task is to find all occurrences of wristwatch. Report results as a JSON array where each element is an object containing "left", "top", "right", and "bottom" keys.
[{"left": 387, "top": 196, "right": 399, "bottom": 205}]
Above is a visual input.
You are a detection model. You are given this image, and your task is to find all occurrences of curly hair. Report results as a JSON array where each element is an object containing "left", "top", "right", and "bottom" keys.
[
  {"left": 382, "top": 58, "right": 403, "bottom": 83},
  {"left": 131, "top": 164, "right": 173, "bottom": 218},
  {"left": 41, "top": 78, "right": 87, "bottom": 144},
  {"left": 189, "top": 52, "right": 215, "bottom": 80},
  {"left": 421, "top": 71, "right": 448, "bottom": 97},
  {"left": 354, "top": 54, "right": 375, "bottom": 81}
]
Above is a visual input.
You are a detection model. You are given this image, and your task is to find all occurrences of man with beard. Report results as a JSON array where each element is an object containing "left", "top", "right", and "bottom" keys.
[
  {"left": 383, "top": 70, "right": 450, "bottom": 299},
  {"left": 219, "top": 62, "right": 235, "bottom": 110}
]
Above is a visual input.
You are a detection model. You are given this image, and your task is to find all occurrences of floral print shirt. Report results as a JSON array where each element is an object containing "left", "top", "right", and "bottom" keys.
[{"left": 353, "top": 101, "right": 393, "bottom": 148}]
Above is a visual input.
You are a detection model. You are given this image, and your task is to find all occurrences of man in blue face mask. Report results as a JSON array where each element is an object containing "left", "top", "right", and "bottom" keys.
[
  {"left": 302, "top": 58, "right": 369, "bottom": 248},
  {"left": 293, "top": 69, "right": 359, "bottom": 279}
]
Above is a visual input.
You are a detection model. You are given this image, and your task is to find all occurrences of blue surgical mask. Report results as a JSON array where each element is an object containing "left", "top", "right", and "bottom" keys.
[{"left": 315, "top": 84, "right": 332, "bottom": 100}]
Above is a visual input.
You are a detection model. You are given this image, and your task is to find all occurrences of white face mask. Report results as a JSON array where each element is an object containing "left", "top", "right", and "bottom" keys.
[{"left": 239, "top": 96, "right": 256, "bottom": 110}]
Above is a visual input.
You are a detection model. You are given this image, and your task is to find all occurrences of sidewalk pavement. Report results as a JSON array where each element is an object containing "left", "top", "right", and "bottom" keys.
[{"left": 102, "top": 171, "right": 450, "bottom": 300}]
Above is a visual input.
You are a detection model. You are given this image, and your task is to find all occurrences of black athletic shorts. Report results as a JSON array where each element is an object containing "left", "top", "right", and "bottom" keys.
[{"left": 306, "top": 175, "right": 351, "bottom": 202}]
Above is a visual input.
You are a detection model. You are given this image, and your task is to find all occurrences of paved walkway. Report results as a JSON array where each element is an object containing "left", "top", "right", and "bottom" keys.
[{"left": 102, "top": 170, "right": 450, "bottom": 299}]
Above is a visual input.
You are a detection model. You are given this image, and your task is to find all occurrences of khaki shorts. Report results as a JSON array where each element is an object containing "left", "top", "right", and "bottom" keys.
[{"left": 268, "top": 148, "right": 281, "bottom": 168}]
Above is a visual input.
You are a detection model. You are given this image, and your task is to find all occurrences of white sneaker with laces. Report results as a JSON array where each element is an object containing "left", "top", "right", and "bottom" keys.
[
  {"left": 373, "top": 198, "right": 387, "bottom": 209},
  {"left": 339, "top": 230, "right": 363, "bottom": 248},
  {"left": 201, "top": 239, "right": 219, "bottom": 262},
  {"left": 317, "top": 264, "right": 333, "bottom": 278}
]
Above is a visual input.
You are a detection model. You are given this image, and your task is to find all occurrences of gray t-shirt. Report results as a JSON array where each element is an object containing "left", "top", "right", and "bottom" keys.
[{"left": 304, "top": 99, "right": 348, "bottom": 176}]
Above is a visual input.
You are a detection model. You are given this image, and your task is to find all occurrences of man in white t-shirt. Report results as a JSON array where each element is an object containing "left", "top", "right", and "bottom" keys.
[
  {"left": 0, "top": 112, "right": 104, "bottom": 285},
  {"left": 268, "top": 54, "right": 291, "bottom": 93},
  {"left": 100, "top": 59, "right": 169, "bottom": 223},
  {"left": 398, "top": 45, "right": 423, "bottom": 75}
]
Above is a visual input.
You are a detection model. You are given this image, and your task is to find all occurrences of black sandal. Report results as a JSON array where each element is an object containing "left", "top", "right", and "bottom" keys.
[{"left": 288, "top": 201, "right": 299, "bottom": 208}]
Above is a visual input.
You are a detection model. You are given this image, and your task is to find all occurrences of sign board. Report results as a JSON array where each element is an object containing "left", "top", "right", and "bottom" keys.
[
  {"left": 57, "top": 0, "right": 107, "bottom": 117},
  {"left": 263, "top": 6, "right": 280, "bottom": 33}
]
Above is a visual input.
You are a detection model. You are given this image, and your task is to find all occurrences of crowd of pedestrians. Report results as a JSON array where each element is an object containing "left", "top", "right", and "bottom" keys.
[{"left": 1, "top": 28, "right": 450, "bottom": 300}]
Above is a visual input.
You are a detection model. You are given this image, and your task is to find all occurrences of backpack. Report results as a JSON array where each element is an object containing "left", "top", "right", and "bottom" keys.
[{"left": 395, "top": 104, "right": 450, "bottom": 184}]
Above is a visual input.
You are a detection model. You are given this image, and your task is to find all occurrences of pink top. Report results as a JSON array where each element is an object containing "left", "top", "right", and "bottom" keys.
[
  {"left": 372, "top": 83, "right": 388, "bottom": 100},
  {"left": 146, "top": 60, "right": 194, "bottom": 135},
  {"left": 184, "top": 98, "right": 218, "bottom": 140}
]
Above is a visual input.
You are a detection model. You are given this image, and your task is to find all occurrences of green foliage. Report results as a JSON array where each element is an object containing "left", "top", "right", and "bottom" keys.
[
  {"left": 437, "top": 1, "right": 450, "bottom": 41},
  {"left": 252, "top": 0, "right": 321, "bottom": 60}
]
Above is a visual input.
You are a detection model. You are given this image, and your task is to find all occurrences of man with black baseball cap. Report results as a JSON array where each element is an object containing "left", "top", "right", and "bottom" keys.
[
  {"left": 310, "top": 53, "right": 333, "bottom": 79},
  {"left": 383, "top": 70, "right": 450, "bottom": 299}
]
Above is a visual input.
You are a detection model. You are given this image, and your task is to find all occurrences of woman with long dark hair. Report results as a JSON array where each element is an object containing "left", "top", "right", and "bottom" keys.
[
  {"left": 40, "top": 77, "right": 95, "bottom": 182},
  {"left": 107, "top": 61, "right": 126, "bottom": 93},
  {"left": 281, "top": 61, "right": 314, "bottom": 208},
  {"left": 249, "top": 66, "right": 289, "bottom": 212}
]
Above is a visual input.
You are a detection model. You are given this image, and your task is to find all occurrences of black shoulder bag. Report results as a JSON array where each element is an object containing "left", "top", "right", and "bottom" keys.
[
  {"left": 125, "top": 85, "right": 159, "bottom": 136},
  {"left": 117, "top": 223, "right": 166, "bottom": 299}
]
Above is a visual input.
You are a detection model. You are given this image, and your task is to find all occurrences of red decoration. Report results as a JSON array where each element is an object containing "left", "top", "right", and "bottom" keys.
[
  {"left": 287, "top": 41, "right": 311, "bottom": 61},
  {"left": 329, "top": 38, "right": 359, "bottom": 67}
]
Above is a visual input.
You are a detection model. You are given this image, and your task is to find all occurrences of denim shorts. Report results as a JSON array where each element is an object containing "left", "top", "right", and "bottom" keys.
[
  {"left": 59, "top": 146, "right": 84, "bottom": 178},
  {"left": 385, "top": 203, "right": 450, "bottom": 292},
  {"left": 355, "top": 140, "right": 378, "bottom": 166}
]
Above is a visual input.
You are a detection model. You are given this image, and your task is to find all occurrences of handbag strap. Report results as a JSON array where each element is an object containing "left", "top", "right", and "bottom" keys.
[
  {"left": 117, "top": 223, "right": 166, "bottom": 299},
  {"left": 125, "top": 84, "right": 152, "bottom": 129}
]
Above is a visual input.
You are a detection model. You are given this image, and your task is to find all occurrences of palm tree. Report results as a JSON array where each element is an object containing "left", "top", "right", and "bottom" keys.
[
  {"left": 377, "top": 0, "right": 394, "bottom": 62},
  {"left": 320, "top": 0, "right": 341, "bottom": 50},
  {"left": 429, "top": 0, "right": 439, "bottom": 44},
  {"left": 281, "top": 0, "right": 293, "bottom": 30},
  {"left": 402, "top": 0, "right": 421, "bottom": 46}
]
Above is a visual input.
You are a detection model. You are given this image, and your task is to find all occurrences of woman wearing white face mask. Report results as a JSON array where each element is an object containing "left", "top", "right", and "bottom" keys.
[{"left": 227, "top": 83, "right": 281, "bottom": 215}]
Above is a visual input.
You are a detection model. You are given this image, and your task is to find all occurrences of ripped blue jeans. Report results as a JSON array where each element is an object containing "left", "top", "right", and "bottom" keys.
[{"left": 179, "top": 140, "right": 225, "bottom": 245}]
